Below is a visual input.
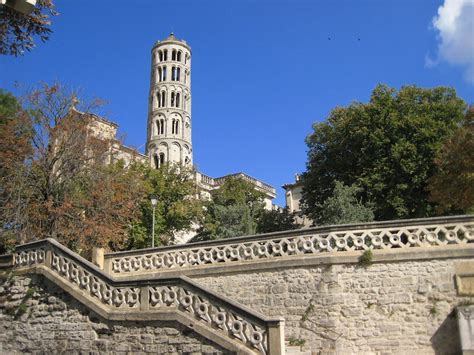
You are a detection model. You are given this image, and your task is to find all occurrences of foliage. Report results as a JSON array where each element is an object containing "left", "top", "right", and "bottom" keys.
[
  {"left": 301, "top": 84, "right": 467, "bottom": 224},
  {"left": 318, "top": 181, "right": 374, "bottom": 226},
  {"left": 428, "top": 106, "right": 474, "bottom": 214},
  {"left": 358, "top": 249, "right": 373, "bottom": 267},
  {"left": 191, "top": 177, "right": 265, "bottom": 242},
  {"left": 0, "top": 0, "right": 58, "bottom": 56},
  {"left": 0, "top": 84, "right": 145, "bottom": 255},
  {"left": 128, "top": 164, "right": 203, "bottom": 248},
  {"left": 256, "top": 207, "right": 302, "bottom": 234},
  {"left": 288, "top": 336, "right": 306, "bottom": 347}
]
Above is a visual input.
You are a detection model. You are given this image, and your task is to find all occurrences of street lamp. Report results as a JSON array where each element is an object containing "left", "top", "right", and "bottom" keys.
[{"left": 150, "top": 195, "right": 158, "bottom": 248}]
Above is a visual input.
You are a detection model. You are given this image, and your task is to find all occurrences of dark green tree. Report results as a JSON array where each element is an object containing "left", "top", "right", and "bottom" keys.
[
  {"left": 191, "top": 177, "right": 265, "bottom": 242},
  {"left": 302, "top": 84, "right": 467, "bottom": 224},
  {"left": 318, "top": 181, "right": 374, "bottom": 226},
  {"left": 128, "top": 164, "right": 204, "bottom": 249},
  {"left": 256, "top": 207, "right": 301, "bottom": 233}
]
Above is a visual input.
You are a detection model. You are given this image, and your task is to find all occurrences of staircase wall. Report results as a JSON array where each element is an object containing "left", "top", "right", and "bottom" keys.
[{"left": 0, "top": 273, "right": 230, "bottom": 354}]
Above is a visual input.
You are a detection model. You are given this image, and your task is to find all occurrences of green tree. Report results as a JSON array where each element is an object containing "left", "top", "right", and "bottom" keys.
[
  {"left": 128, "top": 164, "right": 203, "bottom": 248},
  {"left": 302, "top": 84, "right": 467, "bottom": 224},
  {"left": 256, "top": 208, "right": 302, "bottom": 233},
  {"left": 318, "top": 181, "right": 374, "bottom": 225},
  {"left": 191, "top": 177, "right": 265, "bottom": 242},
  {"left": 428, "top": 106, "right": 474, "bottom": 214}
]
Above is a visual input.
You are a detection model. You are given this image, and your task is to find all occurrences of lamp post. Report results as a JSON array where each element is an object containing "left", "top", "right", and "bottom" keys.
[{"left": 150, "top": 195, "right": 158, "bottom": 248}]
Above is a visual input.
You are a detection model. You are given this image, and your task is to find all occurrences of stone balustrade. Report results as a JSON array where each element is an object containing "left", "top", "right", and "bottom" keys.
[
  {"left": 105, "top": 215, "right": 474, "bottom": 276},
  {"left": 10, "top": 238, "right": 284, "bottom": 354}
]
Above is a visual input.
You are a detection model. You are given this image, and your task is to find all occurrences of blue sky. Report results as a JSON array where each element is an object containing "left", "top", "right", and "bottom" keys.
[{"left": 1, "top": 0, "right": 473, "bottom": 205}]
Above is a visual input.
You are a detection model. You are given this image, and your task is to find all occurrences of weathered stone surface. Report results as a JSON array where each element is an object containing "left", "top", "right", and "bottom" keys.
[
  {"left": 0, "top": 274, "right": 230, "bottom": 354},
  {"left": 196, "top": 257, "right": 471, "bottom": 354}
]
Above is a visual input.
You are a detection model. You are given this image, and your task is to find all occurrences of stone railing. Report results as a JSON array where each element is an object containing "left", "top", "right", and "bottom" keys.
[
  {"left": 106, "top": 215, "right": 474, "bottom": 275},
  {"left": 10, "top": 238, "right": 284, "bottom": 354}
]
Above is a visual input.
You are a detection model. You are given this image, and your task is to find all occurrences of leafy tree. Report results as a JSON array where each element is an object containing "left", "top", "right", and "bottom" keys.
[
  {"left": 128, "top": 164, "right": 203, "bottom": 249},
  {"left": 318, "top": 181, "right": 374, "bottom": 225},
  {"left": 191, "top": 177, "right": 265, "bottom": 242},
  {"left": 0, "top": 84, "right": 145, "bottom": 255},
  {"left": 301, "top": 84, "right": 467, "bottom": 224},
  {"left": 428, "top": 106, "right": 474, "bottom": 214},
  {"left": 256, "top": 207, "right": 302, "bottom": 233},
  {"left": 0, "top": 0, "right": 58, "bottom": 56}
]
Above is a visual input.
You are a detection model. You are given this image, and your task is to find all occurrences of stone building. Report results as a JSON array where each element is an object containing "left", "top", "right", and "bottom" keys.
[
  {"left": 282, "top": 174, "right": 313, "bottom": 227},
  {"left": 145, "top": 33, "right": 276, "bottom": 209}
]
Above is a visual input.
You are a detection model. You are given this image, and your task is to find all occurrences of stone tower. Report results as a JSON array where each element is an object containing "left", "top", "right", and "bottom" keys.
[{"left": 146, "top": 33, "right": 192, "bottom": 168}]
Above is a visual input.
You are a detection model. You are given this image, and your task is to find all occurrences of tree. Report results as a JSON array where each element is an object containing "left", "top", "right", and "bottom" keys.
[
  {"left": 302, "top": 84, "right": 467, "bottom": 224},
  {"left": 0, "top": 84, "right": 146, "bottom": 255},
  {"left": 317, "top": 181, "right": 374, "bottom": 226},
  {"left": 428, "top": 106, "right": 474, "bottom": 214},
  {"left": 256, "top": 208, "right": 302, "bottom": 234},
  {"left": 128, "top": 164, "right": 204, "bottom": 249},
  {"left": 0, "top": 0, "right": 58, "bottom": 56},
  {"left": 191, "top": 177, "right": 266, "bottom": 242}
]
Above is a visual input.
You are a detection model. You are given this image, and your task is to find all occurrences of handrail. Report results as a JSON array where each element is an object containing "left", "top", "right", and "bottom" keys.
[
  {"left": 11, "top": 238, "right": 283, "bottom": 354},
  {"left": 105, "top": 215, "right": 474, "bottom": 274}
]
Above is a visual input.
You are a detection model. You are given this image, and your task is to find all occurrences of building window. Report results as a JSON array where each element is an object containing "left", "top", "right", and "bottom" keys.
[
  {"left": 159, "top": 153, "right": 165, "bottom": 166},
  {"left": 160, "top": 92, "right": 166, "bottom": 107},
  {"left": 177, "top": 51, "right": 182, "bottom": 62},
  {"left": 172, "top": 49, "right": 176, "bottom": 61},
  {"left": 163, "top": 49, "right": 168, "bottom": 61},
  {"left": 172, "top": 66, "right": 177, "bottom": 81},
  {"left": 177, "top": 67, "right": 181, "bottom": 81},
  {"left": 176, "top": 93, "right": 180, "bottom": 108},
  {"left": 171, "top": 92, "right": 175, "bottom": 107},
  {"left": 158, "top": 67, "right": 162, "bottom": 82},
  {"left": 161, "top": 66, "right": 167, "bottom": 81},
  {"left": 158, "top": 51, "right": 163, "bottom": 62},
  {"left": 156, "top": 119, "right": 165, "bottom": 134},
  {"left": 153, "top": 154, "right": 159, "bottom": 169}
]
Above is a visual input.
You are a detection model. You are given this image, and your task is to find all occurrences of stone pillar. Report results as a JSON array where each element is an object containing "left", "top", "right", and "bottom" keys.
[
  {"left": 92, "top": 248, "right": 104, "bottom": 270},
  {"left": 457, "top": 306, "right": 474, "bottom": 354},
  {"left": 268, "top": 318, "right": 285, "bottom": 355}
]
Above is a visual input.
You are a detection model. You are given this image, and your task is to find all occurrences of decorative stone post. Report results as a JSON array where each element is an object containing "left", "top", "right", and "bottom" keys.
[
  {"left": 457, "top": 306, "right": 474, "bottom": 354},
  {"left": 268, "top": 317, "right": 285, "bottom": 355},
  {"left": 92, "top": 247, "right": 104, "bottom": 270}
]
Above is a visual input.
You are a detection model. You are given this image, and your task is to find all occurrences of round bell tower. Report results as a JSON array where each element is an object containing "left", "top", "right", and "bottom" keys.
[{"left": 146, "top": 33, "right": 192, "bottom": 168}]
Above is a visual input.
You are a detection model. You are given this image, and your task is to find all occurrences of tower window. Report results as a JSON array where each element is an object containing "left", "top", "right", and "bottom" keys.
[
  {"left": 158, "top": 51, "right": 163, "bottom": 62},
  {"left": 172, "top": 67, "right": 177, "bottom": 81},
  {"left": 176, "top": 93, "right": 180, "bottom": 108},
  {"left": 163, "top": 49, "right": 168, "bottom": 61},
  {"left": 153, "top": 154, "right": 159, "bottom": 169},
  {"left": 159, "top": 153, "right": 165, "bottom": 165},
  {"left": 158, "top": 67, "right": 162, "bottom": 82},
  {"left": 171, "top": 92, "right": 175, "bottom": 107},
  {"left": 172, "top": 49, "right": 176, "bottom": 61},
  {"left": 177, "top": 67, "right": 181, "bottom": 82},
  {"left": 172, "top": 119, "right": 179, "bottom": 134},
  {"left": 161, "top": 92, "right": 166, "bottom": 107},
  {"left": 156, "top": 119, "right": 165, "bottom": 134},
  {"left": 162, "top": 66, "right": 167, "bottom": 81},
  {"left": 177, "top": 51, "right": 182, "bottom": 62},
  {"left": 157, "top": 92, "right": 161, "bottom": 108}
]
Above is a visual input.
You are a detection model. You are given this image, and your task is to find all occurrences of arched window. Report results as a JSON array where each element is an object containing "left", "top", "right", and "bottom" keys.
[
  {"left": 171, "top": 92, "right": 175, "bottom": 107},
  {"left": 153, "top": 154, "right": 159, "bottom": 169},
  {"left": 177, "top": 51, "right": 182, "bottom": 62},
  {"left": 184, "top": 70, "right": 187, "bottom": 84},
  {"left": 172, "top": 49, "right": 176, "bottom": 61},
  {"left": 157, "top": 92, "right": 161, "bottom": 108},
  {"left": 159, "top": 153, "right": 165, "bottom": 166},
  {"left": 158, "top": 67, "right": 162, "bottom": 82},
  {"left": 160, "top": 119, "right": 164, "bottom": 134},
  {"left": 177, "top": 67, "right": 181, "bottom": 82},
  {"left": 163, "top": 49, "right": 168, "bottom": 61},
  {"left": 158, "top": 51, "right": 163, "bottom": 62},
  {"left": 172, "top": 119, "right": 179, "bottom": 134},
  {"left": 161, "top": 92, "right": 166, "bottom": 107},
  {"left": 162, "top": 66, "right": 167, "bottom": 81},
  {"left": 176, "top": 93, "right": 180, "bottom": 108},
  {"left": 184, "top": 95, "right": 187, "bottom": 110},
  {"left": 171, "top": 67, "right": 176, "bottom": 81}
]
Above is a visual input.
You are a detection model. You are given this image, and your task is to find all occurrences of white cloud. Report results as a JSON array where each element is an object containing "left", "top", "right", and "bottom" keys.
[{"left": 430, "top": 0, "right": 474, "bottom": 83}]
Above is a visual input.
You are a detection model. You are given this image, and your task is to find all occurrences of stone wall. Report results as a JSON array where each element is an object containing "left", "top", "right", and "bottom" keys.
[
  {"left": 196, "top": 257, "right": 472, "bottom": 354},
  {"left": 0, "top": 273, "right": 229, "bottom": 354}
]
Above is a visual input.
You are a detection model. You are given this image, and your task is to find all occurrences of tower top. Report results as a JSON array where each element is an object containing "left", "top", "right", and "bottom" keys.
[{"left": 153, "top": 33, "right": 191, "bottom": 51}]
